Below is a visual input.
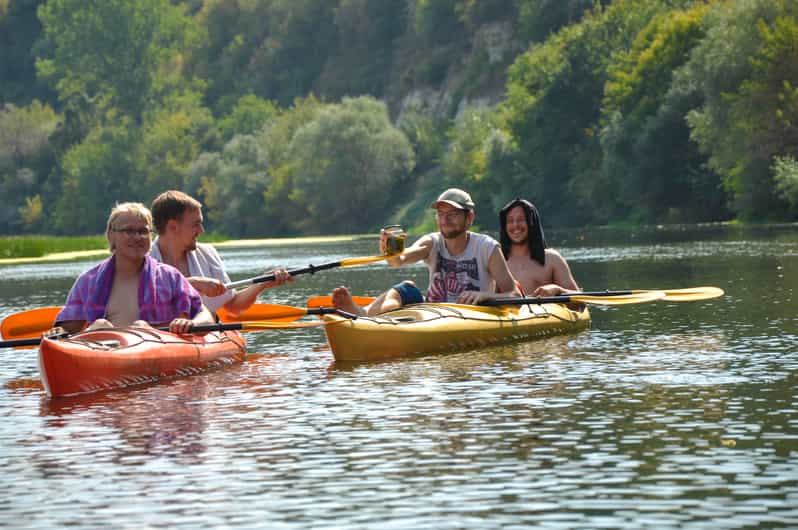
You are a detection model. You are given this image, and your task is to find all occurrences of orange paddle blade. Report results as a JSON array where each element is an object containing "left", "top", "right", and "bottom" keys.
[
  {"left": 306, "top": 295, "right": 377, "bottom": 309},
  {"left": 1, "top": 306, "right": 61, "bottom": 340},
  {"left": 217, "top": 303, "right": 310, "bottom": 323}
]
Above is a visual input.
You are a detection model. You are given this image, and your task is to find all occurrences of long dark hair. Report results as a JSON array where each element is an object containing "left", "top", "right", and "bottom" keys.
[{"left": 499, "top": 198, "right": 546, "bottom": 266}]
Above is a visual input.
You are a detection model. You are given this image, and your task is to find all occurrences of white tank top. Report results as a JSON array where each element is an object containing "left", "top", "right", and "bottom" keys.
[{"left": 424, "top": 232, "right": 499, "bottom": 303}]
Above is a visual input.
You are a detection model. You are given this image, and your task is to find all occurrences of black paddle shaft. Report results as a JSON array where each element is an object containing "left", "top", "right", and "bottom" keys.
[
  {"left": 227, "top": 260, "right": 344, "bottom": 288},
  {"left": 1, "top": 308, "right": 358, "bottom": 348},
  {"left": 482, "top": 295, "right": 584, "bottom": 306}
]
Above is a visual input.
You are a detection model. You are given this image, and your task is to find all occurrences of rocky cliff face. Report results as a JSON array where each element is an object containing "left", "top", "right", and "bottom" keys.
[{"left": 391, "top": 20, "right": 522, "bottom": 121}]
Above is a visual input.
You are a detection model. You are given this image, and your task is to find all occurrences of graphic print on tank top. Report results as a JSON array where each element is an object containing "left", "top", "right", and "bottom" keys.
[{"left": 426, "top": 254, "right": 480, "bottom": 302}]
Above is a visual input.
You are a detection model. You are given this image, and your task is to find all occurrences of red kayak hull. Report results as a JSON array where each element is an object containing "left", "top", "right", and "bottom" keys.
[{"left": 39, "top": 326, "right": 247, "bottom": 397}]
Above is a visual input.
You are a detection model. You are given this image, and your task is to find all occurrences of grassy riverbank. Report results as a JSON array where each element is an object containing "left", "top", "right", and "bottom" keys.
[
  {"left": 0, "top": 233, "right": 370, "bottom": 265},
  {"left": 0, "top": 235, "right": 109, "bottom": 259},
  {"left": 0, "top": 232, "right": 235, "bottom": 260}
]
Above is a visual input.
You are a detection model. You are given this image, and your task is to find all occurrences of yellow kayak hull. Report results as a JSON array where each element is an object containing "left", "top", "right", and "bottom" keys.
[{"left": 323, "top": 303, "right": 591, "bottom": 361}]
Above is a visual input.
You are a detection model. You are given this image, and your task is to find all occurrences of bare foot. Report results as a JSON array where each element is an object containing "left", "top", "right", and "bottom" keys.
[
  {"left": 331, "top": 286, "right": 367, "bottom": 315},
  {"left": 86, "top": 318, "right": 114, "bottom": 330}
]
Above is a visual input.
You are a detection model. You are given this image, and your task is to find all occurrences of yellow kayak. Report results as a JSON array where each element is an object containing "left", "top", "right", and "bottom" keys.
[{"left": 323, "top": 302, "right": 590, "bottom": 361}]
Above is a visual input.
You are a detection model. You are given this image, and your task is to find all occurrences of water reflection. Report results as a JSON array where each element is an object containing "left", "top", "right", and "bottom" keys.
[
  {"left": 1, "top": 226, "right": 797, "bottom": 529},
  {"left": 38, "top": 379, "right": 210, "bottom": 462}
]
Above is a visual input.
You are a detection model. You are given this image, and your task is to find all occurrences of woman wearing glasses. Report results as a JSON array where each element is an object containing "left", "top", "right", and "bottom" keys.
[
  {"left": 50, "top": 202, "right": 214, "bottom": 335},
  {"left": 331, "top": 188, "right": 520, "bottom": 316}
]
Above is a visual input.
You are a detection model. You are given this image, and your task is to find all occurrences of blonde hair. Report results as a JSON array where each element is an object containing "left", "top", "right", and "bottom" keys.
[{"left": 106, "top": 202, "right": 153, "bottom": 251}]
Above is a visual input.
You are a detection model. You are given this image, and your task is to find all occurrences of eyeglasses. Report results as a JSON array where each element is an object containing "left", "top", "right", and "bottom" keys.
[
  {"left": 436, "top": 209, "right": 466, "bottom": 221},
  {"left": 112, "top": 227, "right": 152, "bottom": 237}
]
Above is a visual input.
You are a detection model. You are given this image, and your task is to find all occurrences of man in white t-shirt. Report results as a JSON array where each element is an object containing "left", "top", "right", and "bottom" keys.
[
  {"left": 332, "top": 188, "right": 520, "bottom": 316},
  {"left": 149, "top": 190, "right": 290, "bottom": 318}
]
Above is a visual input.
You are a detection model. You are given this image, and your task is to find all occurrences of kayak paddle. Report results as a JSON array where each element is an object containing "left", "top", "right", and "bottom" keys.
[
  {"left": 310, "top": 291, "right": 666, "bottom": 309},
  {"left": 216, "top": 302, "right": 364, "bottom": 323},
  {"left": 225, "top": 254, "right": 401, "bottom": 289},
  {"left": 0, "top": 314, "right": 351, "bottom": 349},
  {"left": 1, "top": 302, "right": 347, "bottom": 342},
  {"left": 1, "top": 287, "right": 723, "bottom": 341},
  {"left": 579, "top": 286, "right": 724, "bottom": 302},
  {"left": 1, "top": 307, "right": 62, "bottom": 341},
  {"left": 481, "top": 291, "right": 667, "bottom": 307},
  {"left": 306, "top": 286, "right": 723, "bottom": 308},
  {"left": 307, "top": 295, "right": 377, "bottom": 308}
]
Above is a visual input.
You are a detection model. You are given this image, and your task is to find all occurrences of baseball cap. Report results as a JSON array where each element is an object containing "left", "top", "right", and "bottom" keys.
[{"left": 430, "top": 188, "right": 475, "bottom": 211}]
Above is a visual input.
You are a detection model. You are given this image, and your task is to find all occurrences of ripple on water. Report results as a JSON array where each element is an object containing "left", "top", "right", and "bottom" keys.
[{"left": 2, "top": 234, "right": 798, "bottom": 529}]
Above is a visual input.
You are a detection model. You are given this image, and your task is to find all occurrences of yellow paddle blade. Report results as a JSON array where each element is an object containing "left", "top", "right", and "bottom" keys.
[
  {"left": 485, "top": 291, "right": 666, "bottom": 307},
  {"left": 442, "top": 291, "right": 666, "bottom": 311},
  {"left": 1, "top": 306, "right": 61, "bottom": 340},
  {"left": 217, "top": 303, "right": 309, "bottom": 323},
  {"left": 339, "top": 250, "right": 409, "bottom": 267},
  {"left": 648, "top": 286, "right": 725, "bottom": 302},
  {"left": 573, "top": 291, "right": 666, "bottom": 305},
  {"left": 307, "top": 295, "right": 377, "bottom": 309},
  {"left": 339, "top": 255, "right": 388, "bottom": 267}
]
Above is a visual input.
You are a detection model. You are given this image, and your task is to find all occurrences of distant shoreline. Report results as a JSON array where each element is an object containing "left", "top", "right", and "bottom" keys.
[{"left": 0, "top": 234, "right": 370, "bottom": 266}]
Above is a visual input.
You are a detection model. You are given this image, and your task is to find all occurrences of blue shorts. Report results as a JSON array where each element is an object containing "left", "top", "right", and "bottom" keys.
[{"left": 392, "top": 281, "right": 424, "bottom": 305}]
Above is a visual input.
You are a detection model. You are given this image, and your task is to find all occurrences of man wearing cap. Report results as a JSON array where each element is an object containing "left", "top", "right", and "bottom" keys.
[{"left": 332, "top": 188, "right": 521, "bottom": 315}]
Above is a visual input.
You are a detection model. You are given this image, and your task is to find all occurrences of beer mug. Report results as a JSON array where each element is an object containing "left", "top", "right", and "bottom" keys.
[{"left": 382, "top": 225, "right": 407, "bottom": 255}]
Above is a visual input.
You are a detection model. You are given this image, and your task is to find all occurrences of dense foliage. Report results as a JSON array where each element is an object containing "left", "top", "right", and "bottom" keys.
[{"left": 0, "top": 0, "right": 796, "bottom": 236}]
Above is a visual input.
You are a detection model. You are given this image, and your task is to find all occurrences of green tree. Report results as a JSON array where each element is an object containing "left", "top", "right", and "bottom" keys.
[
  {"left": 193, "top": 134, "right": 270, "bottom": 236},
  {"left": 0, "top": 101, "right": 58, "bottom": 233},
  {"left": 515, "top": 0, "right": 603, "bottom": 44},
  {"left": 415, "top": 0, "right": 463, "bottom": 44},
  {"left": 218, "top": 94, "right": 279, "bottom": 142},
  {"left": 316, "top": 0, "right": 408, "bottom": 99},
  {"left": 19, "top": 194, "right": 44, "bottom": 232},
  {"left": 0, "top": 0, "right": 52, "bottom": 106},
  {"left": 456, "top": 0, "right": 516, "bottom": 29},
  {"left": 192, "top": 0, "right": 273, "bottom": 112},
  {"left": 598, "top": 3, "right": 727, "bottom": 223},
  {"left": 685, "top": 0, "right": 798, "bottom": 220},
  {"left": 773, "top": 155, "right": 798, "bottom": 215},
  {"left": 135, "top": 90, "right": 215, "bottom": 201},
  {"left": 52, "top": 117, "right": 138, "bottom": 234},
  {"left": 503, "top": 0, "right": 667, "bottom": 225},
  {"left": 190, "top": 95, "right": 324, "bottom": 236},
  {"left": 250, "top": 0, "right": 337, "bottom": 106},
  {"left": 441, "top": 106, "right": 513, "bottom": 217},
  {"left": 37, "top": 0, "right": 201, "bottom": 121},
  {"left": 288, "top": 96, "right": 415, "bottom": 233},
  {"left": 195, "top": 0, "right": 337, "bottom": 109},
  {"left": 397, "top": 105, "right": 447, "bottom": 174},
  {"left": 258, "top": 96, "right": 325, "bottom": 235}
]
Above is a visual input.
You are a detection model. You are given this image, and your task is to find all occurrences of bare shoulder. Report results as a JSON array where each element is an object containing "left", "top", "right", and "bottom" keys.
[
  {"left": 545, "top": 248, "right": 569, "bottom": 264},
  {"left": 545, "top": 247, "right": 579, "bottom": 289}
]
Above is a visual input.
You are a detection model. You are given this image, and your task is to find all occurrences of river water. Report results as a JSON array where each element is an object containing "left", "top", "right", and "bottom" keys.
[{"left": 0, "top": 224, "right": 796, "bottom": 529}]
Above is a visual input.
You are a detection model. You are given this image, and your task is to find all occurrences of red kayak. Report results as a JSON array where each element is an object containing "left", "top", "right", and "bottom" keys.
[{"left": 38, "top": 326, "right": 247, "bottom": 397}]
